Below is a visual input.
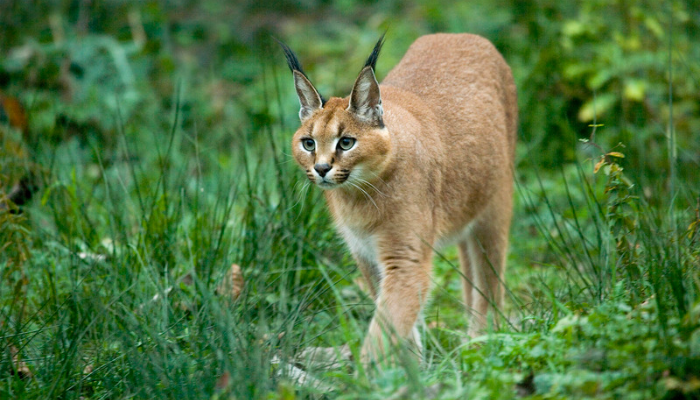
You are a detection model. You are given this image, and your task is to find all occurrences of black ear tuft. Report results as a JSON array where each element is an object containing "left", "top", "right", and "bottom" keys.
[
  {"left": 275, "top": 38, "right": 306, "bottom": 76},
  {"left": 363, "top": 33, "right": 386, "bottom": 71},
  {"left": 275, "top": 37, "right": 327, "bottom": 106}
]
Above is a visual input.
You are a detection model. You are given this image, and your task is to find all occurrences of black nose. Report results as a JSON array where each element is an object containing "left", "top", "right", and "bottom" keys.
[{"left": 314, "top": 163, "right": 332, "bottom": 177}]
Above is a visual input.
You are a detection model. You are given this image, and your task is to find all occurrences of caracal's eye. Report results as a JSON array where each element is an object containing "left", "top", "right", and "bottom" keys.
[
  {"left": 302, "top": 138, "right": 315, "bottom": 152},
  {"left": 338, "top": 137, "right": 356, "bottom": 151}
]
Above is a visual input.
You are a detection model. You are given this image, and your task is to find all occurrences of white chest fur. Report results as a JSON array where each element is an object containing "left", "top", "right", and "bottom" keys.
[{"left": 338, "top": 225, "right": 381, "bottom": 274}]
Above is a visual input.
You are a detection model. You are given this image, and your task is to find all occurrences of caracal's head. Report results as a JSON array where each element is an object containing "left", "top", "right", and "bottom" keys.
[{"left": 280, "top": 36, "right": 391, "bottom": 191}]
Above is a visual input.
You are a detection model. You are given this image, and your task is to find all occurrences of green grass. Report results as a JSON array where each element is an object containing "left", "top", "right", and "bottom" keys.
[
  {"left": 2, "top": 86, "right": 699, "bottom": 399},
  {"left": 2, "top": 1, "right": 700, "bottom": 399}
]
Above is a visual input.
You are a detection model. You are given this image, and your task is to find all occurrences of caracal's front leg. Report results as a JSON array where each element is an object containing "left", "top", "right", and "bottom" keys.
[
  {"left": 361, "top": 235, "right": 433, "bottom": 366},
  {"left": 465, "top": 195, "right": 512, "bottom": 337},
  {"left": 354, "top": 257, "right": 380, "bottom": 301}
]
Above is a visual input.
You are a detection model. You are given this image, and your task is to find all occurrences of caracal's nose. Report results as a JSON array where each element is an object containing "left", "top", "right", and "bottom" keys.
[{"left": 314, "top": 163, "right": 331, "bottom": 177}]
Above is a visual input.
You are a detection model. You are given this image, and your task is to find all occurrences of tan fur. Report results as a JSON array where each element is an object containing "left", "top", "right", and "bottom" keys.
[{"left": 287, "top": 33, "right": 517, "bottom": 364}]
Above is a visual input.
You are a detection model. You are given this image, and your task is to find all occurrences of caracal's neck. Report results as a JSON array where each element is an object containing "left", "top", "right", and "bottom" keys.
[{"left": 324, "top": 129, "right": 398, "bottom": 231}]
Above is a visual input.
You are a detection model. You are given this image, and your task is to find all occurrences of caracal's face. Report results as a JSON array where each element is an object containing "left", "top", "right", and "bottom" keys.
[{"left": 291, "top": 97, "right": 390, "bottom": 190}]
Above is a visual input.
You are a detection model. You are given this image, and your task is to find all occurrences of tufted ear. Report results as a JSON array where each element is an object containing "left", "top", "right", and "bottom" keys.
[
  {"left": 293, "top": 70, "right": 322, "bottom": 122},
  {"left": 277, "top": 38, "right": 324, "bottom": 122},
  {"left": 348, "top": 35, "right": 385, "bottom": 126},
  {"left": 348, "top": 66, "right": 383, "bottom": 126}
]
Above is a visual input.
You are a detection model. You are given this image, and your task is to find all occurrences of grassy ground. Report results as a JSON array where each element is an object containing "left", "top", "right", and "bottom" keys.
[{"left": 2, "top": 2, "right": 700, "bottom": 399}]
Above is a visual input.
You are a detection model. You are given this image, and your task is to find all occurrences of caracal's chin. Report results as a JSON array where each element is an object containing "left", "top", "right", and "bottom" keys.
[{"left": 316, "top": 181, "right": 338, "bottom": 190}]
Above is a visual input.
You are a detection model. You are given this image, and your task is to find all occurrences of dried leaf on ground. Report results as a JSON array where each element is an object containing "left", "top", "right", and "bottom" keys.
[
  {"left": 215, "top": 371, "right": 231, "bottom": 390},
  {"left": 10, "top": 346, "right": 33, "bottom": 380},
  {"left": 217, "top": 263, "right": 244, "bottom": 301}
]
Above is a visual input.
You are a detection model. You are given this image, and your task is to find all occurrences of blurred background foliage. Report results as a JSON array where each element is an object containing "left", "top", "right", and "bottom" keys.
[{"left": 1, "top": 0, "right": 699, "bottom": 183}]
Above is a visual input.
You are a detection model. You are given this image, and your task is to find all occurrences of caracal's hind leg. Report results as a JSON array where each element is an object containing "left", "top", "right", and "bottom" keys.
[
  {"left": 465, "top": 196, "right": 512, "bottom": 337},
  {"left": 457, "top": 240, "right": 474, "bottom": 316}
]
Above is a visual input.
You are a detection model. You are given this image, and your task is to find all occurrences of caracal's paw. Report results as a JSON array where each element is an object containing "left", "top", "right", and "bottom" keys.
[{"left": 360, "top": 324, "right": 422, "bottom": 370}]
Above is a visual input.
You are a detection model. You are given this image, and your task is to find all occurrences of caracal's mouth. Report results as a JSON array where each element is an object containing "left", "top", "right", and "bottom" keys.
[
  {"left": 316, "top": 179, "right": 338, "bottom": 189},
  {"left": 314, "top": 171, "right": 351, "bottom": 190}
]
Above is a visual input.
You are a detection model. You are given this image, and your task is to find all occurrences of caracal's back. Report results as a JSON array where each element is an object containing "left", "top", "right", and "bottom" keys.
[
  {"left": 381, "top": 33, "right": 517, "bottom": 241},
  {"left": 383, "top": 33, "right": 517, "bottom": 156}
]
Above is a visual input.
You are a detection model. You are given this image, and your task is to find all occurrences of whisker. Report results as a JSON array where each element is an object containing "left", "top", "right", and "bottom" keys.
[
  {"left": 365, "top": 169, "right": 390, "bottom": 187},
  {"left": 348, "top": 180, "right": 379, "bottom": 211},
  {"left": 353, "top": 176, "right": 388, "bottom": 197},
  {"left": 287, "top": 181, "right": 311, "bottom": 212},
  {"left": 277, "top": 158, "right": 296, "bottom": 165},
  {"left": 300, "top": 181, "right": 311, "bottom": 205}
]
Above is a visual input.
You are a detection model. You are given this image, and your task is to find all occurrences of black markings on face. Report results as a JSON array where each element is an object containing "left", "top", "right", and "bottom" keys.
[
  {"left": 335, "top": 168, "right": 351, "bottom": 183},
  {"left": 337, "top": 122, "right": 345, "bottom": 136}
]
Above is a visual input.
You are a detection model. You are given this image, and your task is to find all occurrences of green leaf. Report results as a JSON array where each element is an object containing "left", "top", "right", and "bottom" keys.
[
  {"left": 606, "top": 152, "right": 625, "bottom": 158},
  {"left": 578, "top": 93, "right": 617, "bottom": 122},
  {"left": 623, "top": 79, "right": 647, "bottom": 102}
]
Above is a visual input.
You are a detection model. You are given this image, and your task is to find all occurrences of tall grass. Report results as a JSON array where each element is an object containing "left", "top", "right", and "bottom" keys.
[
  {"left": 516, "top": 145, "right": 698, "bottom": 326},
  {"left": 1, "top": 68, "right": 359, "bottom": 399},
  {"left": 2, "top": 45, "right": 699, "bottom": 400}
]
